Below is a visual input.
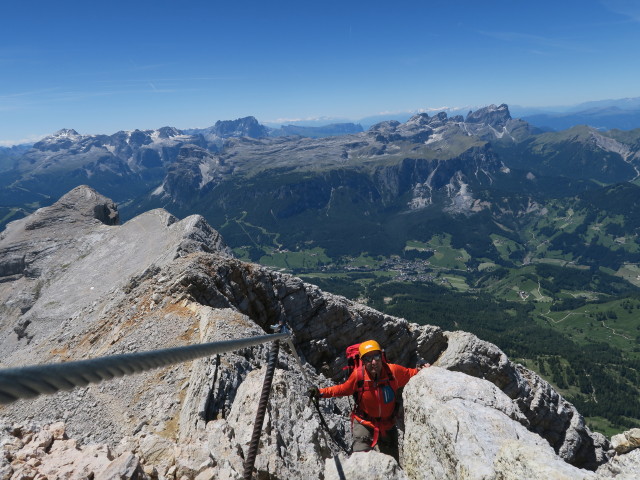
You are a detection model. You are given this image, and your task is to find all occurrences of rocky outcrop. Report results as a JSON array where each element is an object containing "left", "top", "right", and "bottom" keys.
[
  {"left": 184, "top": 116, "right": 269, "bottom": 150},
  {"left": 0, "top": 185, "right": 230, "bottom": 359},
  {"left": 610, "top": 428, "right": 640, "bottom": 454},
  {"left": 596, "top": 448, "right": 640, "bottom": 479},
  {"left": 0, "top": 422, "right": 149, "bottom": 480},
  {"left": 211, "top": 117, "right": 269, "bottom": 139},
  {"left": 24, "top": 184, "right": 120, "bottom": 230},
  {"left": 1, "top": 187, "right": 636, "bottom": 479},
  {"left": 402, "top": 367, "right": 597, "bottom": 479},
  {"left": 466, "top": 104, "right": 512, "bottom": 127},
  {"left": 324, "top": 451, "right": 409, "bottom": 480},
  {"left": 435, "top": 331, "right": 609, "bottom": 469},
  {"left": 0, "top": 186, "right": 119, "bottom": 317}
]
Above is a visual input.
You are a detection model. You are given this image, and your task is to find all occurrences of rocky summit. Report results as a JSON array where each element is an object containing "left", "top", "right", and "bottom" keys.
[{"left": 0, "top": 186, "right": 638, "bottom": 479}]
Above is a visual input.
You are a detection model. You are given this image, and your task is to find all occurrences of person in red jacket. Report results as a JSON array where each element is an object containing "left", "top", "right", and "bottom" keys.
[{"left": 308, "top": 340, "right": 429, "bottom": 459}]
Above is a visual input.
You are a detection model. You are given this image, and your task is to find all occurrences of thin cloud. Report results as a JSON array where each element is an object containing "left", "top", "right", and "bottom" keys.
[
  {"left": 90, "top": 76, "right": 243, "bottom": 89},
  {"left": 129, "top": 62, "right": 172, "bottom": 71},
  {"left": 478, "top": 30, "right": 598, "bottom": 54},
  {"left": 269, "top": 115, "right": 344, "bottom": 124},
  {"left": 0, "top": 134, "right": 46, "bottom": 147},
  {"left": 0, "top": 84, "right": 205, "bottom": 108},
  {"left": 0, "top": 87, "right": 60, "bottom": 99},
  {"left": 600, "top": 0, "right": 640, "bottom": 21}
]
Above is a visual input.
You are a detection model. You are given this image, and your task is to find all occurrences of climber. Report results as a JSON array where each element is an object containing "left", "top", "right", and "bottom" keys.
[{"left": 307, "top": 340, "right": 429, "bottom": 459}]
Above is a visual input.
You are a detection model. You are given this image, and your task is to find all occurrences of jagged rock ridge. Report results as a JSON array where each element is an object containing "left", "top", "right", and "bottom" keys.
[
  {"left": 0, "top": 106, "right": 540, "bottom": 226},
  {"left": 0, "top": 186, "right": 638, "bottom": 479}
]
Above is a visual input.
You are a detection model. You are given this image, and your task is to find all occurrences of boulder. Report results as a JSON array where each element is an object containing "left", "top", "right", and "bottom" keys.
[
  {"left": 435, "top": 331, "right": 608, "bottom": 468},
  {"left": 610, "top": 428, "right": 640, "bottom": 454},
  {"left": 223, "top": 365, "right": 349, "bottom": 480},
  {"left": 595, "top": 448, "right": 640, "bottom": 479},
  {"left": 493, "top": 441, "right": 595, "bottom": 480},
  {"left": 324, "top": 451, "right": 409, "bottom": 480},
  {"left": 95, "top": 452, "right": 143, "bottom": 480},
  {"left": 402, "top": 367, "right": 595, "bottom": 479}
]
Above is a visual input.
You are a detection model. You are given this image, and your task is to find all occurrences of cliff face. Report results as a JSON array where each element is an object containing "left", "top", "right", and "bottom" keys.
[{"left": 0, "top": 186, "right": 636, "bottom": 480}]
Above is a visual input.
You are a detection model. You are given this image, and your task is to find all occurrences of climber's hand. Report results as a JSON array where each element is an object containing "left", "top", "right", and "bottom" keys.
[{"left": 307, "top": 386, "right": 320, "bottom": 403}]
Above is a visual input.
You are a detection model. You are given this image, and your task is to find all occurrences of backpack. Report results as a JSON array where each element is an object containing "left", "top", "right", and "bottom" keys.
[{"left": 343, "top": 343, "right": 395, "bottom": 407}]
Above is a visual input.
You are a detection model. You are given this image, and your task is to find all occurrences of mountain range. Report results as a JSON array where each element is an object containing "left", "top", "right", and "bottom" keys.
[
  {"left": 262, "top": 97, "right": 640, "bottom": 132},
  {"left": 2, "top": 104, "right": 640, "bottom": 262},
  {"left": 1, "top": 109, "right": 638, "bottom": 256}
]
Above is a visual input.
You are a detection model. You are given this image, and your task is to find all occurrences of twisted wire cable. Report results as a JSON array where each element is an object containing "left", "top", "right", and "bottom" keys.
[
  {"left": 0, "top": 332, "right": 290, "bottom": 405},
  {"left": 242, "top": 338, "right": 280, "bottom": 480}
]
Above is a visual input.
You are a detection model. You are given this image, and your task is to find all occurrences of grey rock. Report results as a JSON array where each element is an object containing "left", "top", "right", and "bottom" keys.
[
  {"left": 595, "top": 448, "right": 640, "bottom": 479},
  {"left": 224, "top": 365, "right": 349, "bottom": 480},
  {"left": 324, "top": 451, "right": 409, "bottom": 480},
  {"left": 610, "top": 428, "right": 640, "bottom": 454},
  {"left": 95, "top": 452, "right": 143, "bottom": 480},
  {"left": 435, "top": 331, "right": 608, "bottom": 469},
  {"left": 402, "top": 367, "right": 595, "bottom": 480},
  {"left": 184, "top": 116, "right": 269, "bottom": 148},
  {"left": 493, "top": 442, "right": 596, "bottom": 480},
  {"left": 466, "top": 104, "right": 512, "bottom": 127}
]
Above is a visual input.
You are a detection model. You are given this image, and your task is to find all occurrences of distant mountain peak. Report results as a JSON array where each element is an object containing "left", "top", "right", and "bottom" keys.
[
  {"left": 156, "top": 126, "right": 184, "bottom": 139},
  {"left": 212, "top": 116, "right": 268, "bottom": 138},
  {"left": 33, "top": 128, "right": 84, "bottom": 151},
  {"left": 53, "top": 128, "right": 80, "bottom": 137},
  {"left": 466, "top": 104, "right": 512, "bottom": 127}
]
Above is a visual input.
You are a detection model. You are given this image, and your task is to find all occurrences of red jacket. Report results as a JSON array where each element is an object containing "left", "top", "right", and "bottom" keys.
[{"left": 319, "top": 363, "right": 419, "bottom": 431}]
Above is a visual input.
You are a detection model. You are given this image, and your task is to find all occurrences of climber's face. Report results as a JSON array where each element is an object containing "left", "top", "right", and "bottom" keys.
[{"left": 362, "top": 351, "right": 382, "bottom": 378}]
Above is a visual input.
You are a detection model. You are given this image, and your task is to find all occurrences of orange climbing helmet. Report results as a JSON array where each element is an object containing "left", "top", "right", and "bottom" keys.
[{"left": 359, "top": 340, "right": 382, "bottom": 358}]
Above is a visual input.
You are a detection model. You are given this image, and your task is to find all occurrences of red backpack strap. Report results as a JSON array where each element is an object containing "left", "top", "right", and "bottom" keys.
[
  {"left": 356, "top": 364, "right": 366, "bottom": 395},
  {"left": 383, "top": 361, "right": 394, "bottom": 383}
]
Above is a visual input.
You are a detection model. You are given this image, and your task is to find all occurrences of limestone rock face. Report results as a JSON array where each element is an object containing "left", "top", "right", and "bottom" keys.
[
  {"left": 610, "top": 428, "right": 640, "bottom": 454},
  {"left": 0, "top": 423, "right": 129, "bottom": 480},
  {"left": 0, "top": 185, "right": 230, "bottom": 361},
  {"left": 435, "top": 331, "right": 608, "bottom": 469},
  {"left": 596, "top": 449, "right": 640, "bottom": 479},
  {"left": 324, "top": 451, "right": 409, "bottom": 480},
  {"left": 402, "top": 367, "right": 596, "bottom": 480}
]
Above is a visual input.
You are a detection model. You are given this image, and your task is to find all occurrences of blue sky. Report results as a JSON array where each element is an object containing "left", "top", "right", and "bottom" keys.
[{"left": 1, "top": 0, "right": 639, "bottom": 145}]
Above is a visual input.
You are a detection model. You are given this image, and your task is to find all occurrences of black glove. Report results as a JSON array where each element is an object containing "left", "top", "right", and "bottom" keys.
[{"left": 307, "top": 386, "right": 320, "bottom": 403}]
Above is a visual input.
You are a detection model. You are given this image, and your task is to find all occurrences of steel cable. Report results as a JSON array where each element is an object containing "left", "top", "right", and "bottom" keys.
[
  {"left": 242, "top": 337, "right": 280, "bottom": 480},
  {"left": 0, "top": 332, "right": 290, "bottom": 405}
]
